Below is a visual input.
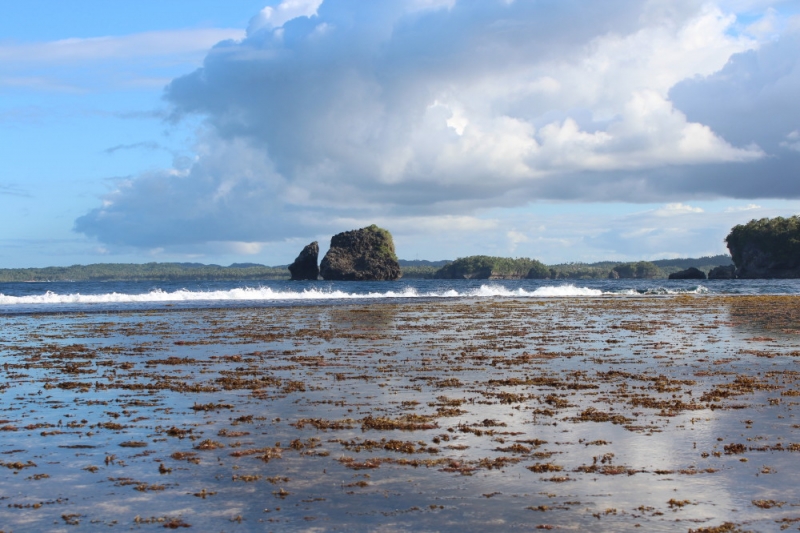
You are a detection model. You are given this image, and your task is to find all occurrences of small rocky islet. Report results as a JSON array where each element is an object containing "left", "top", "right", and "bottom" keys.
[{"left": 289, "top": 225, "right": 401, "bottom": 281}]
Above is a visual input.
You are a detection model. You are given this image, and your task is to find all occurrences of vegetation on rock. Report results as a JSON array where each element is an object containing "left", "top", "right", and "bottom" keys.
[
  {"left": 320, "top": 225, "right": 401, "bottom": 281},
  {"left": 608, "top": 261, "right": 662, "bottom": 279},
  {"left": 725, "top": 216, "right": 800, "bottom": 269},
  {"left": 397, "top": 260, "right": 450, "bottom": 279},
  {"left": 365, "top": 224, "right": 399, "bottom": 262},
  {"left": 433, "top": 256, "right": 548, "bottom": 279}
]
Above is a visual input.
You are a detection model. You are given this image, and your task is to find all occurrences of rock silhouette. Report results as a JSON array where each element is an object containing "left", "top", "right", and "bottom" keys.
[
  {"left": 288, "top": 241, "right": 319, "bottom": 280},
  {"left": 668, "top": 267, "right": 707, "bottom": 280},
  {"left": 708, "top": 265, "right": 735, "bottom": 279}
]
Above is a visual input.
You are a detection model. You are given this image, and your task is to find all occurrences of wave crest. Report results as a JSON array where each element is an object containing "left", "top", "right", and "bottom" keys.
[{"left": 0, "top": 283, "right": 708, "bottom": 306}]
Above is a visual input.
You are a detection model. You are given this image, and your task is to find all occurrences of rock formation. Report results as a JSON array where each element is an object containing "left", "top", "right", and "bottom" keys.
[
  {"left": 726, "top": 216, "right": 800, "bottom": 278},
  {"left": 320, "top": 225, "right": 401, "bottom": 281},
  {"left": 707, "top": 265, "right": 735, "bottom": 279},
  {"left": 730, "top": 242, "right": 800, "bottom": 278},
  {"left": 288, "top": 241, "right": 320, "bottom": 280},
  {"left": 668, "top": 267, "right": 707, "bottom": 280}
]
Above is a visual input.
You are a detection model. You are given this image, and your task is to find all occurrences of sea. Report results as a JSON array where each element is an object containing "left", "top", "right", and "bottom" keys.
[
  {"left": 1, "top": 277, "right": 799, "bottom": 314},
  {"left": 2, "top": 278, "right": 800, "bottom": 531}
]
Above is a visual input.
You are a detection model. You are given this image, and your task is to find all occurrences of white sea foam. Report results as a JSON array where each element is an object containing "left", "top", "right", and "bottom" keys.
[{"left": 0, "top": 284, "right": 708, "bottom": 306}]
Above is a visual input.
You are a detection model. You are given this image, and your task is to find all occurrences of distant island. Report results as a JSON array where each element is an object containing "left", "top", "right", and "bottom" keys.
[
  {"left": 0, "top": 255, "right": 732, "bottom": 282},
  {"left": 0, "top": 262, "right": 290, "bottom": 282},
  {"left": 427, "top": 255, "right": 732, "bottom": 280}
]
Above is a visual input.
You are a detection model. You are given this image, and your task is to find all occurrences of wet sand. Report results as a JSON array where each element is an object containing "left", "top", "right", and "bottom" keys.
[{"left": 1, "top": 296, "right": 800, "bottom": 532}]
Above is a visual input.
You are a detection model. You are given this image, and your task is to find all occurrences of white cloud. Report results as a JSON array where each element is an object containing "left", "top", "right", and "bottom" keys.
[
  {"left": 780, "top": 130, "right": 800, "bottom": 151},
  {"left": 0, "top": 28, "right": 246, "bottom": 92},
  {"left": 724, "top": 203, "right": 762, "bottom": 212},
  {"left": 330, "top": 214, "right": 499, "bottom": 234},
  {"left": 407, "top": 0, "right": 456, "bottom": 13},
  {"left": 75, "top": 133, "right": 295, "bottom": 247},
  {"left": 248, "top": 0, "right": 324, "bottom": 35},
  {"left": 507, "top": 230, "right": 530, "bottom": 252},
  {"left": 218, "top": 241, "right": 266, "bottom": 255},
  {"left": 75, "top": 0, "right": 800, "bottom": 253},
  {"left": 0, "top": 29, "right": 245, "bottom": 63},
  {"left": 745, "top": 7, "right": 781, "bottom": 38},
  {"left": 652, "top": 203, "right": 705, "bottom": 216}
]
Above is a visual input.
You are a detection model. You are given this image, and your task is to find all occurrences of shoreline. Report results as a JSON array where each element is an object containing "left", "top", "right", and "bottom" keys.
[{"left": 1, "top": 297, "right": 799, "bottom": 531}]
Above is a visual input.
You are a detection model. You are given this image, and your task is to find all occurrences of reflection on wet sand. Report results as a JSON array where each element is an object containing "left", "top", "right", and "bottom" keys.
[{"left": 1, "top": 296, "right": 799, "bottom": 531}]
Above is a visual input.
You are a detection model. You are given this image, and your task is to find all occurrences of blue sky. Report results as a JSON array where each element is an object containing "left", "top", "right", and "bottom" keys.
[{"left": 2, "top": 0, "right": 799, "bottom": 267}]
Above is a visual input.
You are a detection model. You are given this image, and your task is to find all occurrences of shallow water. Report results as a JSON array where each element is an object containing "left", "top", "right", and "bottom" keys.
[{"left": 1, "top": 296, "right": 799, "bottom": 531}]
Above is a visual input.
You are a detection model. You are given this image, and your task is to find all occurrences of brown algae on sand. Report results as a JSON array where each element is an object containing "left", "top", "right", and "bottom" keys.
[{"left": 0, "top": 296, "right": 800, "bottom": 530}]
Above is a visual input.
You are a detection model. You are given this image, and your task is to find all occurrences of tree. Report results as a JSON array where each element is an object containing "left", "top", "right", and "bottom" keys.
[{"left": 609, "top": 261, "right": 662, "bottom": 279}]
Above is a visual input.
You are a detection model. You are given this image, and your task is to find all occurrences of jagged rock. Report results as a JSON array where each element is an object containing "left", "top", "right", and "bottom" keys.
[
  {"left": 288, "top": 241, "right": 319, "bottom": 280},
  {"left": 320, "top": 225, "right": 401, "bottom": 281},
  {"left": 708, "top": 265, "right": 735, "bottom": 280},
  {"left": 668, "top": 267, "right": 707, "bottom": 280}
]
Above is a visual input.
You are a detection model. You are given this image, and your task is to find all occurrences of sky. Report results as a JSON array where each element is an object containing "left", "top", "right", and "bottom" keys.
[{"left": 2, "top": 0, "right": 799, "bottom": 268}]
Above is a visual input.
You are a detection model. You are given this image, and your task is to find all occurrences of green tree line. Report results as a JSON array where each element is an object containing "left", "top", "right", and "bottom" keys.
[
  {"left": 0, "top": 263, "right": 290, "bottom": 282},
  {"left": 0, "top": 254, "right": 734, "bottom": 282}
]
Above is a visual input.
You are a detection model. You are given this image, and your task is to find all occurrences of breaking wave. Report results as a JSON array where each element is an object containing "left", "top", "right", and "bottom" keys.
[{"left": 0, "top": 284, "right": 709, "bottom": 306}]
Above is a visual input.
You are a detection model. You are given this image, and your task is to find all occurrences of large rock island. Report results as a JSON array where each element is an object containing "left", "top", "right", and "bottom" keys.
[
  {"left": 320, "top": 225, "right": 401, "bottom": 281},
  {"left": 726, "top": 216, "right": 800, "bottom": 278}
]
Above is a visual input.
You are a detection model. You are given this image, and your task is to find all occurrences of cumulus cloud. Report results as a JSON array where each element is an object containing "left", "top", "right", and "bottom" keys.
[
  {"left": 670, "top": 29, "right": 800, "bottom": 150},
  {"left": 667, "top": 26, "right": 800, "bottom": 196},
  {"left": 75, "top": 134, "right": 302, "bottom": 247},
  {"left": 75, "top": 0, "right": 799, "bottom": 254}
]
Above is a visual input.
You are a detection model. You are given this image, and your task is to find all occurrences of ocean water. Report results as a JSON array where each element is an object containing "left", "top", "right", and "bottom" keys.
[
  {"left": 1, "top": 283, "right": 800, "bottom": 531},
  {"left": 1, "top": 278, "right": 799, "bottom": 313}
]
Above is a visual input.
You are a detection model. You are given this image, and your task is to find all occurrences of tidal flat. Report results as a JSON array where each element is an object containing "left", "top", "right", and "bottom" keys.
[{"left": 1, "top": 296, "right": 800, "bottom": 532}]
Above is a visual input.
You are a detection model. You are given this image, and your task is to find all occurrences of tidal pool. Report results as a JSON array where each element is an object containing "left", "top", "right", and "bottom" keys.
[{"left": 1, "top": 296, "right": 799, "bottom": 532}]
